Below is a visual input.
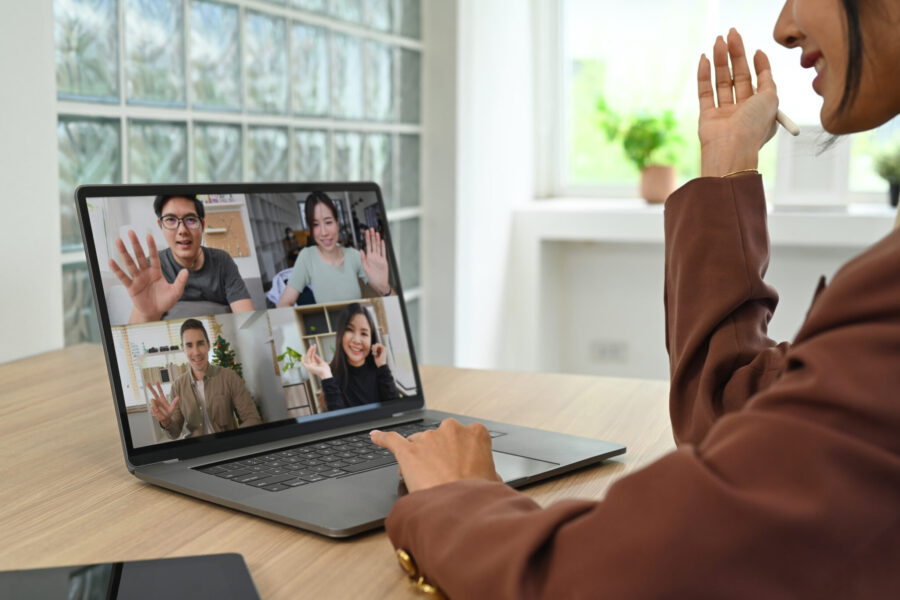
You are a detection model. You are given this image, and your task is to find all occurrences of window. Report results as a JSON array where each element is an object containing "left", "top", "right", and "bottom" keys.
[
  {"left": 559, "top": 0, "right": 900, "bottom": 198},
  {"left": 54, "top": 0, "right": 423, "bottom": 349}
]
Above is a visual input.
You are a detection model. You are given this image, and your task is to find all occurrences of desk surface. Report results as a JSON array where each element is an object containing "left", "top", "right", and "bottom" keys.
[{"left": 0, "top": 345, "right": 673, "bottom": 599}]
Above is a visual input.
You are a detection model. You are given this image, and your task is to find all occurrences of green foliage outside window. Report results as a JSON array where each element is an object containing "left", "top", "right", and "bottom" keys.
[{"left": 596, "top": 99, "right": 682, "bottom": 171}]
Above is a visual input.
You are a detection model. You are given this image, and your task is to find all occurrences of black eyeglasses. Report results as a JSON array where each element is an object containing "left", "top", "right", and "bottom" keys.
[{"left": 160, "top": 214, "right": 202, "bottom": 230}]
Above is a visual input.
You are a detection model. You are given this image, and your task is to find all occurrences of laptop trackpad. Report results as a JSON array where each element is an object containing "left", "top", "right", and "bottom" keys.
[{"left": 492, "top": 450, "right": 557, "bottom": 483}]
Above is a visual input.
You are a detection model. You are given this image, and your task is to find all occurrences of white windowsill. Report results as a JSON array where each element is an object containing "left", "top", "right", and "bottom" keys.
[{"left": 515, "top": 198, "right": 897, "bottom": 247}]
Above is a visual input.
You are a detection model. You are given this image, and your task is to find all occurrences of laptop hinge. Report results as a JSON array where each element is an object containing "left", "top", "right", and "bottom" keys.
[{"left": 162, "top": 458, "right": 179, "bottom": 464}]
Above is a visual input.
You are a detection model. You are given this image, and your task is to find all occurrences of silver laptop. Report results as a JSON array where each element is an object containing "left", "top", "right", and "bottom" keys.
[{"left": 76, "top": 182, "right": 625, "bottom": 538}]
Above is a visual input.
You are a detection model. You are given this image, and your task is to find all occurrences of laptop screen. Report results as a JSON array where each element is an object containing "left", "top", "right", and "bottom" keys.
[{"left": 80, "top": 185, "right": 418, "bottom": 453}]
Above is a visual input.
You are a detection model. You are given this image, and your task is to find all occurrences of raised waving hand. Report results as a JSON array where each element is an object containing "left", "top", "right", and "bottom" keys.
[
  {"left": 359, "top": 228, "right": 391, "bottom": 296},
  {"left": 109, "top": 230, "right": 188, "bottom": 323},
  {"left": 301, "top": 344, "right": 333, "bottom": 380},
  {"left": 698, "top": 28, "right": 779, "bottom": 177}
]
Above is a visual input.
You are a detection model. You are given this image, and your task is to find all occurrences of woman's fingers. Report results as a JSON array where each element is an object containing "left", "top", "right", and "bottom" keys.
[
  {"left": 365, "top": 229, "right": 384, "bottom": 258},
  {"left": 306, "top": 344, "right": 321, "bottom": 366},
  {"left": 370, "top": 430, "right": 410, "bottom": 456},
  {"left": 754, "top": 50, "right": 776, "bottom": 93},
  {"left": 713, "top": 35, "right": 734, "bottom": 106},
  {"left": 697, "top": 54, "right": 715, "bottom": 112},
  {"left": 727, "top": 29, "right": 754, "bottom": 102},
  {"left": 372, "top": 231, "right": 383, "bottom": 257}
]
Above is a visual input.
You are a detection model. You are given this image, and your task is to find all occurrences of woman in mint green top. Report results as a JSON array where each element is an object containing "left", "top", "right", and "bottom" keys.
[{"left": 277, "top": 192, "right": 393, "bottom": 307}]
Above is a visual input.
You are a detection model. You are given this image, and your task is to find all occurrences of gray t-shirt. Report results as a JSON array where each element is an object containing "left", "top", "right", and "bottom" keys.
[
  {"left": 286, "top": 246, "right": 368, "bottom": 304},
  {"left": 159, "top": 247, "right": 251, "bottom": 306}
]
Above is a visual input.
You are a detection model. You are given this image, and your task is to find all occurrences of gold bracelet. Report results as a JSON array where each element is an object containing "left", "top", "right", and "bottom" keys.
[{"left": 722, "top": 168, "right": 759, "bottom": 178}]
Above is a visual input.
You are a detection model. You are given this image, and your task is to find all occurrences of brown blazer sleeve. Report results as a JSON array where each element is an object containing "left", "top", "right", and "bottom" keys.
[
  {"left": 664, "top": 174, "right": 789, "bottom": 445},
  {"left": 384, "top": 176, "right": 900, "bottom": 598}
]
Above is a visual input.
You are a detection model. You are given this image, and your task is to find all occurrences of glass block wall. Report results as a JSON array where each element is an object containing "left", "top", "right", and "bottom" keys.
[{"left": 54, "top": 0, "right": 423, "bottom": 351}]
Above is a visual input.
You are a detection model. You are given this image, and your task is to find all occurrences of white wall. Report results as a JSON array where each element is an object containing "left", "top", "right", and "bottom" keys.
[
  {"left": 550, "top": 241, "right": 864, "bottom": 381},
  {"left": 506, "top": 201, "right": 895, "bottom": 379},
  {"left": 454, "top": 0, "right": 535, "bottom": 368},
  {"left": 0, "top": 2, "right": 63, "bottom": 363},
  {"left": 226, "top": 311, "right": 286, "bottom": 422},
  {"left": 421, "top": 0, "right": 458, "bottom": 366},
  {"left": 381, "top": 296, "right": 416, "bottom": 392}
]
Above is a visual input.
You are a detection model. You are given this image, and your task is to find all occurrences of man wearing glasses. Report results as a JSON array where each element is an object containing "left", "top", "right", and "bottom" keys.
[{"left": 110, "top": 195, "right": 254, "bottom": 324}]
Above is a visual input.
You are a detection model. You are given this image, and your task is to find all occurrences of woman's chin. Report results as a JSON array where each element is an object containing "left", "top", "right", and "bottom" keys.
[
  {"left": 346, "top": 353, "right": 366, "bottom": 367},
  {"left": 820, "top": 101, "right": 895, "bottom": 135}
]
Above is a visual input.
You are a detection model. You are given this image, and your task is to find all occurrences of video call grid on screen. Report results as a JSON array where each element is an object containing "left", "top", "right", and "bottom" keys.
[{"left": 86, "top": 189, "right": 417, "bottom": 449}]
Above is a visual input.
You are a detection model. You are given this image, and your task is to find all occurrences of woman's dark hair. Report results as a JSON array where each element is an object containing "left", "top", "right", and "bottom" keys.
[
  {"left": 304, "top": 191, "right": 339, "bottom": 245},
  {"left": 838, "top": 0, "right": 863, "bottom": 115},
  {"left": 180, "top": 318, "right": 209, "bottom": 343},
  {"left": 329, "top": 303, "right": 379, "bottom": 393},
  {"left": 153, "top": 194, "right": 205, "bottom": 220}
]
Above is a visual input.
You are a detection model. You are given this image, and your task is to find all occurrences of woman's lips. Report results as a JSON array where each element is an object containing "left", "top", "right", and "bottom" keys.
[
  {"left": 801, "top": 52, "right": 826, "bottom": 95},
  {"left": 812, "top": 59, "right": 825, "bottom": 94},
  {"left": 800, "top": 50, "right": 822, "bottom": 69}
]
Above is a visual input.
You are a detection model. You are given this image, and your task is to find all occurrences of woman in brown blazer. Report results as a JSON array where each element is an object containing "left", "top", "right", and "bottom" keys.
[{"left": 371, "top": 1, "right": 900, "bottom": 597}]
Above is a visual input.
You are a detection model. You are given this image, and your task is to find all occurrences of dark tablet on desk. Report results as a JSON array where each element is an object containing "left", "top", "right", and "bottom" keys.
[{"left": 0, "top": 553, "right": 260, "bottom": 599}]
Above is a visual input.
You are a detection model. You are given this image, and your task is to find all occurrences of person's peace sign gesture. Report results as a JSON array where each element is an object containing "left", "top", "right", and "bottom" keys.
[{"left": 148, "top": 381, "right": 180, "bottom": 429}]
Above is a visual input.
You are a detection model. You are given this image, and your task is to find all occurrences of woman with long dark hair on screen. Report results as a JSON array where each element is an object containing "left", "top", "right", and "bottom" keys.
[
  {"left": 366, "top": 1, "right": 900, "bottom": 596},
  {"left": 276, "top": 192, "right": 394, "bottom": 307},
  {"left": 301, "top": 303, "right": 398, "bottom": 412}
]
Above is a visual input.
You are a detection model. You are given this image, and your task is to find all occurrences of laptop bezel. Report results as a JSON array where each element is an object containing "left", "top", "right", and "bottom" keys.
[{"left": 75, "top": 182, "right": 425, "bottom": 467}]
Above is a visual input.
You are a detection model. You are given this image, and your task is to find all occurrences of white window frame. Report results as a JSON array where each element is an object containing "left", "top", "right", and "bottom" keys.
[
  {"left": 57, "top": 0, "right": 425, "bottom": 342},
  {"left": 538, "top": 0, "right": 889, "bottom": 205}
]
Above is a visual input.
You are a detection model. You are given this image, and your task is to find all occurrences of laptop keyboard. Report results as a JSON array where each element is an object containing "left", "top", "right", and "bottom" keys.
[{"left": 195, "top": 420, "right": 504, "bottom": 493}]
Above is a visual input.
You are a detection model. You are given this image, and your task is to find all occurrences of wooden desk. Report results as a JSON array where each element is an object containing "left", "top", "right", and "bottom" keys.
[{"left": 0, "top": 345, "right": 673, "bottom": 598}]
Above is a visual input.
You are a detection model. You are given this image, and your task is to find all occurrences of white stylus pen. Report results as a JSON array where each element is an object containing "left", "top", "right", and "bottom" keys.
[
  {"left": 753, "top": 85, "right": 800, "bottom": 135},
  {"left": 776, "top": 108, "right": 800, "bottom": 136}
]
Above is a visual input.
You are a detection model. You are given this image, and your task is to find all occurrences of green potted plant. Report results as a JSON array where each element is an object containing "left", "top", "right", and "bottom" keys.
[
  {"left": 597, "top": 99, "right": 682, "bottom": 203},
  {"left": 276, "top": 346, "right": 307, "bottom": 384},
  {"left": 874, "top": 145, "right": 900, "bottom": 207}
]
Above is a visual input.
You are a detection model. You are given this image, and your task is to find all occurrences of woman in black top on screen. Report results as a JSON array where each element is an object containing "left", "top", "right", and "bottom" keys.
[{"left": 301, "top": 303, "right": 398, "bottom": 411}]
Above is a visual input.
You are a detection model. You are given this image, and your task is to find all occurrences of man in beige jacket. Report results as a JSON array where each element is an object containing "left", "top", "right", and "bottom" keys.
[{"left": 149, "top": 319, "right": 261, "bottom": 439}]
